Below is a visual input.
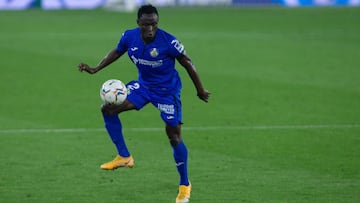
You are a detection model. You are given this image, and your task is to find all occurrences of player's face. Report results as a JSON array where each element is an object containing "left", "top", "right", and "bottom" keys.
[{"left": 137, "top": 13, "right": 158, "bottom": 43}]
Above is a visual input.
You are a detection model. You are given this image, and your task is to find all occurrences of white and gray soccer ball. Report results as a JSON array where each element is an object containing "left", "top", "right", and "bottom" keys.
[{"left": 100, "top": 79, "right": 127, "bottom": 105}]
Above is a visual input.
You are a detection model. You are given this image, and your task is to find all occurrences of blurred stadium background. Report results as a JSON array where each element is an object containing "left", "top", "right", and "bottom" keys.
[{"left": 1, "top": 0, "right": 359, "bottom": 10}]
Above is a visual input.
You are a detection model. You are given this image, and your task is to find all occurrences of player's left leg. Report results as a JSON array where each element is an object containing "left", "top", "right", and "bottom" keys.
[
  {"left": 166, "top": 124, "right": 191, "bottom": 203},
  {"left": 166, "top": 124, "right": 189, "bottom": 186},
  {"left": 152, "top": 92, "right": 191, "bottom": 202}
]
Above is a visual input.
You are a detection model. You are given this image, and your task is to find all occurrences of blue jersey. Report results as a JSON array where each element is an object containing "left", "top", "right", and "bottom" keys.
[{"left": 116, "top": 28, "right": 185, "bottom": 94}]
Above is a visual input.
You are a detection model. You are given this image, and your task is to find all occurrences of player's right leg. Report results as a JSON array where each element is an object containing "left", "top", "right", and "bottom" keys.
[
  {"left": 100, "top": 101, "right": 136, "bottom": 170},
  {"left": 100, "top": 81, "right": 149, "bottom": 170}
]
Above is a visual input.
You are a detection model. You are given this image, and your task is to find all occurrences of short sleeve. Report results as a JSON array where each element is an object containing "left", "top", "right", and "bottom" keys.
[
  {"left": 116, "top": 32, "right": 128, "bottom": 55},
  {"left": 168, "top": 37, "right": 186, "bottom": 58}
]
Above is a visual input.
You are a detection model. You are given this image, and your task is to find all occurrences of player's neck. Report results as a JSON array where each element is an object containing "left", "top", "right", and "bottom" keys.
[
  {"left": 141, "top": 35, "right": 156, "bottom": 45},
  {"left": 142, "top": 38, "right": 154, "bottom": 45}
]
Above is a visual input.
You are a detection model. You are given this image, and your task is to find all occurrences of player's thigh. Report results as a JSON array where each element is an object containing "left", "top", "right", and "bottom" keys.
[
  {"left": 125, "top": 81, "right": 150, "bottom": 110},
  {"left": 151, "top": 92, "right": 182, "bottom": 127}
]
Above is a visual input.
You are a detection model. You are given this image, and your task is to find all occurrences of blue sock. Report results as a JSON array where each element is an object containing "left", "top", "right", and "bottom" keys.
[
  {"left": 102, "top": 114, "right": 130, "bottom": 157},
  {"left": 172, "top": 141, "right": 189, "bottom": 186}
]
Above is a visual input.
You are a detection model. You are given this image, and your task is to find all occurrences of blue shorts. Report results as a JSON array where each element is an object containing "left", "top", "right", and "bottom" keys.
[{"left": 125, "top": 81, "right": 182, "bottom": 127}]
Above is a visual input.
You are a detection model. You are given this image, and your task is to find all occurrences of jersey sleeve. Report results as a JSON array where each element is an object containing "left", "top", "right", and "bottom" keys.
[
  {"left": 168, "top": 35, "right": 186, "bottom": 58},
  {"left": 116, "top": 31, "right": 128, "bottom": 55}
]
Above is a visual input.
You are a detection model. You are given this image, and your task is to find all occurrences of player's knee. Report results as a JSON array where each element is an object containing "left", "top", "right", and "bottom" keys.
[
  {"left": 100, "top": 104, "right": 118, "bottom": 115},
  {"left": 101, "top": 104, "right": 109, "bottom": 114},
  {"left": 169, "top": 136, "right": 181, "bottom": 146},
  {"left": 101, "top": 104, "right": 107, "bottom": 114},
  {"left": 166, "top": 125, "right": 182, "bottom": 146}
]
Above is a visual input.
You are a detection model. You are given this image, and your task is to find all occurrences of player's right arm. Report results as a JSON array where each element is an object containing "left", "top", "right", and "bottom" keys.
[{"left": 78, "top": 48, "right": 122, "bottom": 74}]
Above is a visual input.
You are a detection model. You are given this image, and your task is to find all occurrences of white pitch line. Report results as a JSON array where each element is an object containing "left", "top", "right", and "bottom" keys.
[{"left": 0, "top": 124, "right": 360, "bottom": 134}]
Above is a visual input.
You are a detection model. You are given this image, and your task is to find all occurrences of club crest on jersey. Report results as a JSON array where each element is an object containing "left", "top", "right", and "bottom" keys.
[{"left": 150, "top": 48, "right": 159, "bottom": 57}]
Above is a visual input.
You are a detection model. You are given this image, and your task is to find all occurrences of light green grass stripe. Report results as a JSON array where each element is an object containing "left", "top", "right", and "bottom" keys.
[{"left": 1, "top": 124, "right": 360, "bottom": 134}]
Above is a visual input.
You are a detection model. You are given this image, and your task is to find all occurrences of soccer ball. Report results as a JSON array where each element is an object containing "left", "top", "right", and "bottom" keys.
[{"left": 100, "top": 79, "right": 128, "bottom": 105}]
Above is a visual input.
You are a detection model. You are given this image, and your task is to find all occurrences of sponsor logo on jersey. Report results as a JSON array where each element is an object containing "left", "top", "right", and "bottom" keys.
[{"left": 131, "top": 55, "right": 163, "bottom": 68}]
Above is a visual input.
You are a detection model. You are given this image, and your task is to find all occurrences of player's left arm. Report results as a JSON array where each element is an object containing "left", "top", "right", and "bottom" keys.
[{"left": 177, "top": 53, "right": 210, "bottom": 102}]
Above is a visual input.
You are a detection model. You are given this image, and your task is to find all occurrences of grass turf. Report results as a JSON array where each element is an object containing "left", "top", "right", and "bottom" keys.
[{"left": 1, "top": 7, "right": 360, "bottom": 203}]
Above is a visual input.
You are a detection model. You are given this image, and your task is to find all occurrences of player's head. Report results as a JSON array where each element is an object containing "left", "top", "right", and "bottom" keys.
[
  {"left": 137, "top": 4, "right": 159, "bottom": 43},
  {"left": 137, "top": 4, "right": 158, "bottom": 20}
]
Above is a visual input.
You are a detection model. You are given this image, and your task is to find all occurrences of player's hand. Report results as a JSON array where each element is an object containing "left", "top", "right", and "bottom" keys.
[
  {"left": 78, "top": 63, "right": 97, "bottom": 74},
  {"left": 197, "top": 89, "right": 210, "bottom": 103}
]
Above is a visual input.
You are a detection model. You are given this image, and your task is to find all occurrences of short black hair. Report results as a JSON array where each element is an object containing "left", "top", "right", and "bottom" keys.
[{"left": 137, "top": 4, "right": 158, "bottom": 20}]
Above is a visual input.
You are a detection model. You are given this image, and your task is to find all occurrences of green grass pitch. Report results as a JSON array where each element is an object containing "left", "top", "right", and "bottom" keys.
[{"left": 1, "top": 6, "right": 360, "bottom": 203}]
